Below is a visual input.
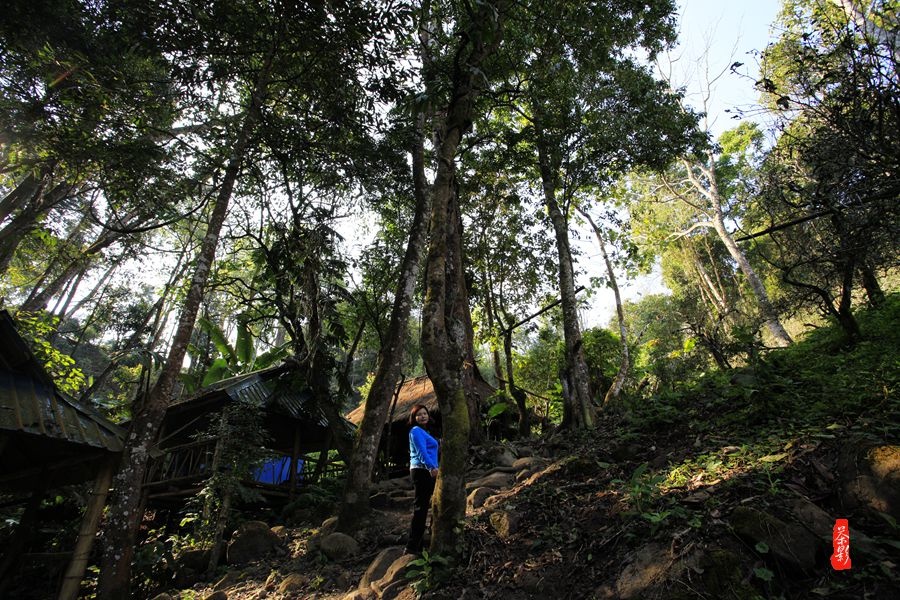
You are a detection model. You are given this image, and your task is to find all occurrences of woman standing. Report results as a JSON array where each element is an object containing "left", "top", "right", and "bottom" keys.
[{"left": 405, "top": 404, "right": 439, "bottom": 555}]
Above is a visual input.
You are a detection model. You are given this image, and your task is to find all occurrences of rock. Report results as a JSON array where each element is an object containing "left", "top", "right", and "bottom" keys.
[
  {"left": 360, "top": 547, "right": 405, "bottom": 590},
  {"left": 838, "top": 444, "right": 900, "bottom": 520},
  {"left": 203, "top": 592, "right": 228, "bottom": 600},
  {"left": 558, "top": 455, "right": 604, "bottom": 478},
  {"left": 264, "top": 570, "right": 278, "bottom": 590},
  {"left": 729, "top": 506, "right": 820, "bottom": 570},
  {"left": 227, "top": 521, "right": 282, "bottom": 565},
  {"left": 786, "top": 496, "right": 879, "bottom": 558},
  {"left": 277, "top": 573, "right": 308, "bottom": 594},
  {"left": 213, "top": 571, "right": 239, "bottom": 592},
  {"left": 515, "top": 468, "right": 536, "bottom": 483},
  {"left": 492, "top": 447, "right": 518, "bottom": 467},
  {"left": 173, "top": 566, "right": 199, "bottom": 588},
  {"left": 271, "top": 525, "right": 286, "bottom": 537},
  {"left": 378, "top": 580, "right": 409, "bottom": 600},
  {"left": 467, "top": 487, "right": 494, "bottom": 511},
  {"left": 343, "top": 591, "right": 371, "bottom": 600},
  {"left": 321, "top": 516, "right": 339, "bottom": 532},
  {"left": 174, "top": 547, "right": 211, "bottom": 572},
  {"left": 489, "top": 510, "right": 521, "bottom": 539},
  {"left": 321, "top": 532, "right": 360, "bottom": 560},
  {"left": 614, "top": 543, "right": 671, "bottom": 599},
  {"left": 511, "top": 456, "right": 545, "bottom": 471},
  {"left": 466, "top": 471, "right": 514, "bottom": 492},
  {"left": 370, "top": 554, "right": 417, "bottom": 598}
]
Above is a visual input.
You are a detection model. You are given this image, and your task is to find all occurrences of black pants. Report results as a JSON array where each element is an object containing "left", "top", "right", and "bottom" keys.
[{"left": 406, "top": 468, "right": 435, "bottom": 553}]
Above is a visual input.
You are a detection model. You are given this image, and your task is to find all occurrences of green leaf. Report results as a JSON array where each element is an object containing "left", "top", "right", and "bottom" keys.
[
  {"left": 202, "top": 358, "right": 232, "bottom": 387},
  {"left": 198, "top": 317, "right": 236, "bottom": 362},
  {"left": 235, "top": 315, "right": 256, "bottom": 366},
  {"left": 755, "top": 541, "right": 770, "bottom": 554},
  {"left": 753, "top": 567, "right": 774, "bottom": 582},
  {"left": 487, "top": 402, "right": 509, "bottom": 419}
]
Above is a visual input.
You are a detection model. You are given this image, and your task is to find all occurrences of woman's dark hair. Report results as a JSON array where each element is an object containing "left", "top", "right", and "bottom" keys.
[{"left": 408, "top": 404, "right": 429, "bottom": 427}]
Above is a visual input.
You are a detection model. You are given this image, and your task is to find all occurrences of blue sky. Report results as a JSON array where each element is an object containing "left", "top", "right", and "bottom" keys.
[{"left": 674, "top": 0, "right": 783, "bottom": 136}]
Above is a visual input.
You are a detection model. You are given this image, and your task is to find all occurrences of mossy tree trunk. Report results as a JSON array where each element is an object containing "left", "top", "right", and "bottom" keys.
[{"left": 420, "top": 0, "right": 508, "bottom": 556}]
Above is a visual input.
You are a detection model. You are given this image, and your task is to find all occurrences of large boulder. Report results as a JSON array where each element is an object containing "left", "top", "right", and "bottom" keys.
[
  {"left": 277, "top": 573, "right": 309, "bottom": 594},
  {"left": 465, "top": 471, "right": 514, "bottom": 492},
  {"left": 359, "top": 547, "right": 405, "bottom": 591},
  {"left": 467, "top": 487, "right": 494, "bottom": 511},
  {"left": 320, "top": 532, "right": 360, "bottom": 560},
  {"left": 226, "top": 521, "right": 282, "bottom": 565},
  {"left": 370, "top": 554, "right": 417, "bottom": 599}
]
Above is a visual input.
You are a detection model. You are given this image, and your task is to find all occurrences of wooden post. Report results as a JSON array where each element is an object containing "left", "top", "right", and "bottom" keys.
[
  {"left": 205, "top": 488, "right": 232, "bottom": 578},
  {"left": 289, "top": 424, "right": 302, "bottom": 500},
  {"left": 58, "top": 459, "right": 116, "bottom": 600}
]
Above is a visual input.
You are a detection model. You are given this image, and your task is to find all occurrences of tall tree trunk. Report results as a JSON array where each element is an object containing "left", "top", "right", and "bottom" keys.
[
  {"left": 96, "top": 48, "right": 274, "bottom": 600},
  {"left": 21, "top": 227, "right": 124, "bottom": 313},
  {"left": 483, "top": 270, "right": 505, "bottom": 392},
  {"left": 421, "top": 0, "right": 507, "bottom": 556},
  {"left": 578, "top": 208, "right": 630, "bottom": 404},
  {"left": 859, "top": 261, "right": 884, "bottom": 307},
  {"left": 533, "top": 125, "right": 594, "bottom": 429},
  {"left": 0, "top": 181, "right": 71, "bottom": 277},
  {"left": 503, "top": 323, "right": 530, "bottom": 437},
  {"left": 686, "top": 157, "right": 794, "bottom": 347},
  {"left": 336, "top": 115, "right": 431, "bottom": 533},
  {"left": 0, "top": 171, "right": 42, "bottom": 223},
  {"left": 450, "top": 187, "right": 485, "bottom": 445}
]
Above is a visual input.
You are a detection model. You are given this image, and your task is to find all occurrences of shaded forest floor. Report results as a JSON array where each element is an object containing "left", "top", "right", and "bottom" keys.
[{"left": 7, "top": 298, "right": 899, "bottom": 600}]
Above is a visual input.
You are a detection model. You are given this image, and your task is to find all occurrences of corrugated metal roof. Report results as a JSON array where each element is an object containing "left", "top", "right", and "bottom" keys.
[
  {"left": 0, "top": 371, "right": 124, "bottom": 452},
  {"left": 225, "top": 375, "right": 329, "bottom": 428}
]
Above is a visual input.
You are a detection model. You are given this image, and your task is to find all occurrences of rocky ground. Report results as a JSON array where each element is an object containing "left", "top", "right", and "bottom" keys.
[{"left": 148, "top": 417, "right": 899, "bottom": 600}]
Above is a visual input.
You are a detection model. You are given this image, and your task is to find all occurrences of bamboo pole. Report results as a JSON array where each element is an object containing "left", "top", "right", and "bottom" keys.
[{"left": 58, "top": 459, "right": 115, "bottom": 600}]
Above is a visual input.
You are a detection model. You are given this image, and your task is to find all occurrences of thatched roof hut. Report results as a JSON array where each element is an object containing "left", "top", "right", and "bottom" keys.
[{"left": 346, "top": 374, "right": 495, "bottom": 476}]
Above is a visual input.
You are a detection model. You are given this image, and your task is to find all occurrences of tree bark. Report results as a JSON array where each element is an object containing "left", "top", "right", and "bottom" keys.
[
  {"left": 859, "top": 261, "right": 884, "bottom": 307},
  {"left": 21, "top": 227, "right": 124, "bottom": 313},
  {"left": 578, "top": 208, "right": 630, "bottom": 404},
  {"left": 336, "top": 114, "right": 431, "bottom": 533},
  {"left": 533, "top": 123, "right": 594, "bottom": 429},
  {"left": 503, "top": 324, "right": 530, "bottom": 437},
  {"left": 0, "top": 180, "right": 72, "bottom": 277},
  {"left": 687, "top": 156, "right": 794, "bottom": 348},
  {"left": 421, "top": 0, "right": 508, "bottom": 556},
  {"left": 97, "top": 47, "right": 274, "bottom": 600}
]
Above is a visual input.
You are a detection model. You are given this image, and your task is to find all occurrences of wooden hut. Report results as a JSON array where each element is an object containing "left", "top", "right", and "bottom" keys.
[
  {"left": 346, "top": 374, "right": 495, "bottom": 477},
  {"left": 144, "top": 364, "right": 354, "bottom": 505},
  {"left": 0, "top": 309, "right": 125, "bottom": 600}
]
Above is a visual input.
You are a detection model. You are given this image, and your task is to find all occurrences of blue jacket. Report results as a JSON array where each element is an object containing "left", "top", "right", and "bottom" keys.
[{"left": 409, "top": 426, "right": 439, "bottom": 470}]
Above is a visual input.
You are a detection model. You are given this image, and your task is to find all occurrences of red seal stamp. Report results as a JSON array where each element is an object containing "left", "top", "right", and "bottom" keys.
[{"left": 830, "top": 519, "right": 851, "bottom": 570}]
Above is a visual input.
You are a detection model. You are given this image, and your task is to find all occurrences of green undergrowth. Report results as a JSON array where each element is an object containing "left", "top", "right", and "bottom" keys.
[
  {"left": 619, "top": 293, "right": 900, "bottom": 455},
  {"left": 448, "top": 297, "right": 899, "bottom": 599}
]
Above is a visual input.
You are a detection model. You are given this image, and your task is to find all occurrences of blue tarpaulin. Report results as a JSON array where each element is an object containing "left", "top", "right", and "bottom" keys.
[{"left": 253, "top": 456, "right": 303, "bottom": 485}]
